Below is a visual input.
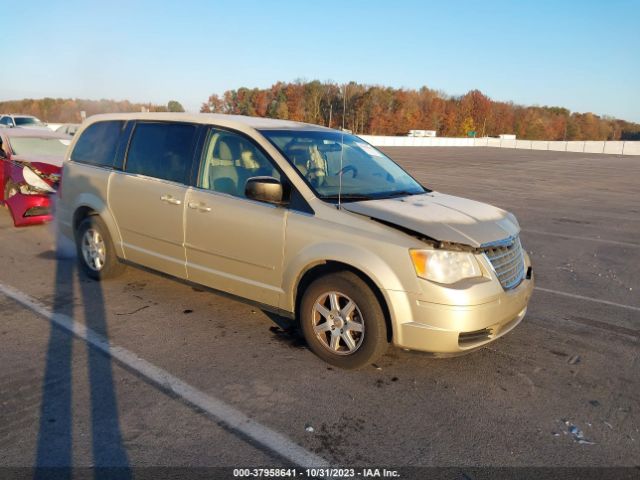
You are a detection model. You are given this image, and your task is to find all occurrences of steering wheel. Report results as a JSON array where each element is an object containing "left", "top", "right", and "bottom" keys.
[{"left": 337, "top": 165, "right": 358, "bottom": 178}]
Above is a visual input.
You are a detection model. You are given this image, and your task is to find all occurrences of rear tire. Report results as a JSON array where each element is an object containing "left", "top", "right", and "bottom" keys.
[
  {"left": 75, "top": 216, "right": 126, "bottom": 280},
  {"left": 300, "top": 271, "right": 388, "bottom": 369}
]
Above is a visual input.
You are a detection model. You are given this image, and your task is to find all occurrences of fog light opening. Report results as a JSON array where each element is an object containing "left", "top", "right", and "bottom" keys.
[
  {"left": 24, "top": 206, "right": 51, "bottom": 217},
  {"left": 458, "top": 328, "right": 493, "bottom": 347}
]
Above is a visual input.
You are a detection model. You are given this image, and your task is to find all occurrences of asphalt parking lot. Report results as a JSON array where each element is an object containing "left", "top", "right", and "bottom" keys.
[{"left": 0, "top": 147, "right": 638, "bottom": 475}]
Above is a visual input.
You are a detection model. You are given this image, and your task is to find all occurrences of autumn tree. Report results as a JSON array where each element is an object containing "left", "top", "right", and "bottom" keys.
[
  {"left": 460, "top": 116, "right": 476, "bottom": 137},
  {"left": 3, "top": 87, "right": 637, "bottom": 141}
]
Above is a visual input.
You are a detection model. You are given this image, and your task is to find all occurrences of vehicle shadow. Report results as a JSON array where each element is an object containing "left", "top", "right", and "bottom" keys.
[
  {"left": 261, "top": 310, "right": 308, "bottom": 350},
  {"left": 34, "top": 239, "right": 130, "bottom": 479}
]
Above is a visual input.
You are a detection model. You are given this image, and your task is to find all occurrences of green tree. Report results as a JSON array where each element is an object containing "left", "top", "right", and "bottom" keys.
[{"left": 167, "top": 100, "right": 185, "bottom": 112}]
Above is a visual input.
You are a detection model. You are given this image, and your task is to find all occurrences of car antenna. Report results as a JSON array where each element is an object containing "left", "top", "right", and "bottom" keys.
[{"left": 338, "top": 83, "right": 347, "bottom": 210}]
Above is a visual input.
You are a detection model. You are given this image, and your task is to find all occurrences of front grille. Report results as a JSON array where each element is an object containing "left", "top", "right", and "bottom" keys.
[{"left": 482, "top": 235, "right": 525, "bottom": 290}]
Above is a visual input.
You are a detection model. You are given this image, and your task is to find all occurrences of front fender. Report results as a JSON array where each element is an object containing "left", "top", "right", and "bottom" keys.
[{"left": 280, "top": 240, "right": 407, "bottom": 313}]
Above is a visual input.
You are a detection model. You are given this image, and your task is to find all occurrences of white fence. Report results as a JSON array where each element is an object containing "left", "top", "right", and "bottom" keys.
[{"left": 359, "top": 135, "right": 640, "bottom": 155}]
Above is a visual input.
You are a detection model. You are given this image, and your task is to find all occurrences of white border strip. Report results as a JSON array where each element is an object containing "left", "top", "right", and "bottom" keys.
[
  {"left": 523, "top": 230, "right": 640, "bottom": 248},
  {"left": 0, "top": 282, "right": 329, "bottom": 468},
  {"left": 361, "top": 135, "right": 640, "bottom": 156},
  {"left": 535, "top": 287, "right": 640, "bottom": 312}
]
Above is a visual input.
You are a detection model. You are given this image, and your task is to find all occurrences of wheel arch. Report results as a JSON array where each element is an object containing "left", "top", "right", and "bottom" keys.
[
  {"left": 73, "top": 205, "right": 98, "bottom": 232},
  {"left": 294, "top": 261, "right": 394, "bottom": 342},
  {"left": 71, "top": 194, "right": 125, "bottom": 258}
]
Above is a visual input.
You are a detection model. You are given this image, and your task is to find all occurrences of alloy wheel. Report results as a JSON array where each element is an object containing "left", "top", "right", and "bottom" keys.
[
  {"left": 81, "top": 228, "right": 106, "bottom": 271},
  {"left": 311, "top": 291, "right": 365, "bottom": 355}
]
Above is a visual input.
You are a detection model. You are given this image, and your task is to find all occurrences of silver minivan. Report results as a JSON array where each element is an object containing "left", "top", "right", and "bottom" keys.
[{"left": 57, "top": 113, "right": 533, "bottom": 368}]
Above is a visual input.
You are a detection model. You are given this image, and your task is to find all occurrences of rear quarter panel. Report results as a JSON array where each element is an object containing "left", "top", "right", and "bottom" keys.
[{"left": 57, "top": 162, "right": 123, "bottom": 256}]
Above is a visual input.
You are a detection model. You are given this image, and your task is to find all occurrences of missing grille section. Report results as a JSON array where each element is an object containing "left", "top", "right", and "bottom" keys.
[{"left": 458, "top": 328, "right": 493, "bottom": 347}]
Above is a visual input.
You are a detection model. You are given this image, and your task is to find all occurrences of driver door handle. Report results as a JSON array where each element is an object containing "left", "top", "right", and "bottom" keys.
[{"left": 188, "top": 201, "right": 211, "bottom": 212}]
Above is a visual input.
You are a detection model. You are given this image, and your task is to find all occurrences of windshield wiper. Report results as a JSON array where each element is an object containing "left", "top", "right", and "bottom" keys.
[
  {"left": 321, "top": 193, "right": 376, "bottom": 202},
  {"left": 322, "top": 191, "right": 423, "bottom": 202},
  {"left": 379, "top": 190, "right": 423, "bottom": 199}
]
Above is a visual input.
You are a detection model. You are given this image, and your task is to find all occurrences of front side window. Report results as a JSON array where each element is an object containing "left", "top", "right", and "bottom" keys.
[
  {"left": 198, "top": 128, "right": 280, "bottom": 198},
  {"left": 71, "top": 121, "right": 124, "bottom": 167},
  {"left": 126, "top": 122, "right": 197, "bottom": 183},
  {"left": 260, "top": 130, "right": 425, "bottom": 201},
  {"left": 0, "top": 117, "right": 13, "bottom": 126}
]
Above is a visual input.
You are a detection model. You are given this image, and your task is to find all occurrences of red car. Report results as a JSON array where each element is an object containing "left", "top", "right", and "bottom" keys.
[{"left": 0, "top": 129, "right": 69, "bottom": 226}]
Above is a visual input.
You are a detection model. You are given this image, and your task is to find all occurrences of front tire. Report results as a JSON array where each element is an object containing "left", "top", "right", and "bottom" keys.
[
  {"left": 75, "top": 216, "right": 125, "bottom": 280},
  {"left": 300, "top": 271, "right": 388, "bottom": 369}
]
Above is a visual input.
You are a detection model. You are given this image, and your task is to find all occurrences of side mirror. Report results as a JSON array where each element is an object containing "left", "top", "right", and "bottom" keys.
[{"left": 245, "top": 176, "right": 283, "bottom": 205}]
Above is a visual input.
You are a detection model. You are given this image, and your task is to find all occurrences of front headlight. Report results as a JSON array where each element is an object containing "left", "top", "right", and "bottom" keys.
[
  {"left": 409, "top": 249, "right": 482, "bottom": 284},
  {"left": 22, "top": 166, "right": 56, "bottom": 193}
]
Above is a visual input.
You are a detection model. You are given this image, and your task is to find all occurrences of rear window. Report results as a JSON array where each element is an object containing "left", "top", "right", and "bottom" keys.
[
  {"left": 15, "top": 117, "right": 44, "bottom": 126},
  {"left": 9, "top": 137, "right": 69, "bottom": 156},
  {"left": 71, "top": 121, "right": 124, "bottom": 167},
  {"left": 125, "top": 122, "right": 197, "bottom": 184}
]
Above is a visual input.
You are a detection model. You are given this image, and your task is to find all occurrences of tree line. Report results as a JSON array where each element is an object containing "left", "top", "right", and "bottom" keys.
[
  {"left": 0, "top": 98, "right": 185, "bottom": 123},
  {"left": 2, "top": 85, "right": 638, "bottom": 140},
  {"left": 201, "top": 81, "right": 640, "bottom": 140}
]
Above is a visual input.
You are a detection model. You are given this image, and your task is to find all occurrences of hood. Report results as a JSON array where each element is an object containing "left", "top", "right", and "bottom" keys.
[
  {"left": 15, "top": 125, "right": 51, "bottom": 131},
  {"left": 12, "top": 154, "right": 63, "bottom": 169},
  {"left": 342, "top": 192, "right": 519, "bottom": 247}
]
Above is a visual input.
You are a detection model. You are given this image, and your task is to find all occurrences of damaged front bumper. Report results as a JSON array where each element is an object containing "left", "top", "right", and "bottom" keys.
[
  {"left": 5, "top": 193, "right": 53, "bottom": 227},
  {"left": 388, "top": 253, "right": 534, "bottom": 355}
]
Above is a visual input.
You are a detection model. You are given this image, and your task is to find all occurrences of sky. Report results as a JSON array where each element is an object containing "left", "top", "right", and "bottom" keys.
[{"left": 3, "top": 0, "right": 640, "bottom": 121}]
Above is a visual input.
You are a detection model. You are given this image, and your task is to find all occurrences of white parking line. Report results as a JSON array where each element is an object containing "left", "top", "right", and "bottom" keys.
[
  {"left": 0, "top": 282, "right": 329, "bottom": 469},
  {"left": 523, "top": 229, "right": 640, "bottom": 248},
  {"left": 535, "top": 287, "right": 640, "bottom": 312}
]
